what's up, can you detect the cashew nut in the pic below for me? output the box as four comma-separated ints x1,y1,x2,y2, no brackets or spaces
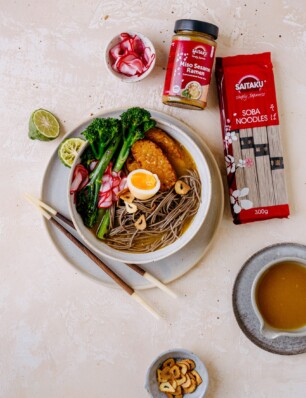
125,202,138,214
134,214,146,230
118,188,135,203
159,382,175,393
175,180,191,195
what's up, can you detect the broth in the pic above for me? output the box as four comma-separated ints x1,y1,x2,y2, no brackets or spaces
176,144,197,234
172,143,196,177
256,261,306,330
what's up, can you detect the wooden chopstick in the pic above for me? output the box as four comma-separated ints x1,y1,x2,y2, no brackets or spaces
126,263,177,298
25,193,177,298
24,193,75,229
25,195,160,319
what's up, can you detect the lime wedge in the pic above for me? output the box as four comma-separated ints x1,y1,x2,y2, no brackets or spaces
28,109,60,141
58,137,86,167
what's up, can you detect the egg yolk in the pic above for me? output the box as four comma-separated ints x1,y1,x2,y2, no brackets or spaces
131,172,157,190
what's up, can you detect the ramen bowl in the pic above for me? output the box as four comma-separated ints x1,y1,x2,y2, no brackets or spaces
67,118,212,264
251,257,306,339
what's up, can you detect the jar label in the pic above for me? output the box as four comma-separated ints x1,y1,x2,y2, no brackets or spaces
163,39,215,103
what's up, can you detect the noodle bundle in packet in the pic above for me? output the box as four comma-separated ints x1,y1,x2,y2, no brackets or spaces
215,52,289,224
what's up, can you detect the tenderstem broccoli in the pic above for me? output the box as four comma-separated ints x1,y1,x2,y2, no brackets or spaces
82,118,121,160
76,119,122,228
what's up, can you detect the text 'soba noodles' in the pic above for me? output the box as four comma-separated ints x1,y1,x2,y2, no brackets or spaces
106,170,201,253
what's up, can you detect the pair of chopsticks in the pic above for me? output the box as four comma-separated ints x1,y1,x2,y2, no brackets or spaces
24,193,177,319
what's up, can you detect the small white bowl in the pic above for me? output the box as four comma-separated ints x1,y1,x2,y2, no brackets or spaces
145,348,209,398
105,31,156,82
251,257,306,339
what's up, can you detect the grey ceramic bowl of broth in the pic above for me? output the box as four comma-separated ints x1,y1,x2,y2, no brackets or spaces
251,257,306,339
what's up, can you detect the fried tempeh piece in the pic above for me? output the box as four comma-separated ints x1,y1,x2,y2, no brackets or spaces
146,128,184,171
126,154,141,172
131,139,177,191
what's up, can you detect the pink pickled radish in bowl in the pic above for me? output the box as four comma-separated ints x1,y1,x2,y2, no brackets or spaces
105,32,156,82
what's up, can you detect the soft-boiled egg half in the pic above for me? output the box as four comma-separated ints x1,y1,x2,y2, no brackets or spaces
127,169,160,200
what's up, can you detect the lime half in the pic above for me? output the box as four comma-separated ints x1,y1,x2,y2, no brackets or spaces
29,109,60,141
58,137,86,167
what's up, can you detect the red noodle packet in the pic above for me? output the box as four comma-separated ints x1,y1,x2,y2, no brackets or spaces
215,52,290,224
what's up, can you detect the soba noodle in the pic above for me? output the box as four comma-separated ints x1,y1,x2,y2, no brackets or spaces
105,170,201,253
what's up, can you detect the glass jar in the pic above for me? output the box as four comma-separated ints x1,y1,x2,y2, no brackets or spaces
162,19,219,110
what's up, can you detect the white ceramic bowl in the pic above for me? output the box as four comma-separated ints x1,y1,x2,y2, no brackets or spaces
145,348,209,398
251,257,306,339
105,31,156,82
67,117,212,264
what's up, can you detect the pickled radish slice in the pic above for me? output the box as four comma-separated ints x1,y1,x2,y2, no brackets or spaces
97,164,127,208
109,33,155,77
70,164,89,194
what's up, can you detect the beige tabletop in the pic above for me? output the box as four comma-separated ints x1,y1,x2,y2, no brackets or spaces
1,0,306,397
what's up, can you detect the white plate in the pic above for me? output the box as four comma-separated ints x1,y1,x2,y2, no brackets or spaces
41,109,224,290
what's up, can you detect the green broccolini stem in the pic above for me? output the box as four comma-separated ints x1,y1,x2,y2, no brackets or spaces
93,135,121,199
96,210,110,239
92,144,114,180
77,135,121,228
91,145,99,160
113,139,131,173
